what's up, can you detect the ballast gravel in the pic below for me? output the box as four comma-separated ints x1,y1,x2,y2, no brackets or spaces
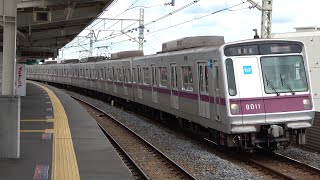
64,90,320,179
64,91,259,179
276,147,320,169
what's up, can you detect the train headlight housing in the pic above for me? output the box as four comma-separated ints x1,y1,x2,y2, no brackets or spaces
303,99,312,109
230,103,240,115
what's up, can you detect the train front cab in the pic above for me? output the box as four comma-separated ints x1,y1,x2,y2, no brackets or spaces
222,39,315,150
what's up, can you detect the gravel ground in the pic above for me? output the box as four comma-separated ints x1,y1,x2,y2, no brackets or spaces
64,89,320,179
276,147,320,169
64,90,259,180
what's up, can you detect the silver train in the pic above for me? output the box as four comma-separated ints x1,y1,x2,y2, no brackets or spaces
27,36,315,150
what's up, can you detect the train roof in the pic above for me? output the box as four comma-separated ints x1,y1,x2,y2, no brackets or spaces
160,36,225,53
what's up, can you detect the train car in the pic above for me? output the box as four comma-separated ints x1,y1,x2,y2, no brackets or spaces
27,36,315,150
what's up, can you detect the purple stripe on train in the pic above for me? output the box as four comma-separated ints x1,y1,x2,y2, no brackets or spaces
230,94,310,114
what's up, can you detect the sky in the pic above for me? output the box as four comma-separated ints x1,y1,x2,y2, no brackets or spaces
59,0,320,60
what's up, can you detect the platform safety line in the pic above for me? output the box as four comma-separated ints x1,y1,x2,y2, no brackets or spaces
20,130,46,133
29,81,80,180
20,119,54,122
20,129,53,133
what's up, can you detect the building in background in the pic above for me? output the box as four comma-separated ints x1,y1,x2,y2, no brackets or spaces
273,27,320,111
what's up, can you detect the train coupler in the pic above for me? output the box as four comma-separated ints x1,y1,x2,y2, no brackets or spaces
268,125,284,138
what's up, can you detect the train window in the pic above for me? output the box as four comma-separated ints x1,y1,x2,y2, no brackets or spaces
151,65,157,86
100,69,104,80
182,66,193,91
117,68,122,82
171,65,177,89
159,67,168,87
260,55,308,94
225,58,237,96
107,68,110,80
137,66,142,84
127,68,131,83
103,68,107,80
123,68,127,83
143,67,150,85
112,68,116,81
133,68,136,83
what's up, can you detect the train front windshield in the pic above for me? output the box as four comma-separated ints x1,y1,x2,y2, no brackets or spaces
261,55,308,94
224,41,309,96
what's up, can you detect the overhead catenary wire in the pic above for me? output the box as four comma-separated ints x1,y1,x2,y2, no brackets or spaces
63,1,249,54
144,0,201,27
146,1,248,35
65,0,203,49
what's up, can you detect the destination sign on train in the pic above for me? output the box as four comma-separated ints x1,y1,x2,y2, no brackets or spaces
224,42,302,56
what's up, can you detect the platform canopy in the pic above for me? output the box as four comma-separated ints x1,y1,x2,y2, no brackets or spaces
5,0,114,59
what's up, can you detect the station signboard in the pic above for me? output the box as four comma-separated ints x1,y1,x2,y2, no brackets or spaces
16,64,26,96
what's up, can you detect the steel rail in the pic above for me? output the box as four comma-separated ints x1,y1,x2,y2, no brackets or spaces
72,95,196,180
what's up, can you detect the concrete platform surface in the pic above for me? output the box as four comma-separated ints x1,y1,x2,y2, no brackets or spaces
0,82,132,180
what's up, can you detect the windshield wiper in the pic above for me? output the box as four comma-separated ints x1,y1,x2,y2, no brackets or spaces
265,74,280,96
280,74,295,95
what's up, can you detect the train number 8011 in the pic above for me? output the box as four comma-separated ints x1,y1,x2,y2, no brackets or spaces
245,104,261,110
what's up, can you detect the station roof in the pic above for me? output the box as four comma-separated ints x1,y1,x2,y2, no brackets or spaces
14,0,114,59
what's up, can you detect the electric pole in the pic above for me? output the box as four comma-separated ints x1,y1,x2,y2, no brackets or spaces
248,0,273,38
138,8,144,51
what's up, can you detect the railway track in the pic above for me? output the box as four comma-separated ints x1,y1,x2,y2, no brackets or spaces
246,152,320,180
204,139,320,179
73,96,196,180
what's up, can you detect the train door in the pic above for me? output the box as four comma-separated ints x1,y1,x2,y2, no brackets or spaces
151,64,158,103
213,62,220,120
198,62,210,118
123,67,128,96
170,63,179,109
137,65,143,99
233,57,266,122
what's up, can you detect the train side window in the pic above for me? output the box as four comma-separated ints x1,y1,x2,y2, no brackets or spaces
151,64,157,86
112,68,116,81
108,68,111,80
117,68,122,82
137,66,142,84
123,68,127,83
132,68,136,83
181,66,193,91
127,68,131,83
143,67,150,85
225,58,237,96
159,67,168,87
100,69,103,80
104,68,107,80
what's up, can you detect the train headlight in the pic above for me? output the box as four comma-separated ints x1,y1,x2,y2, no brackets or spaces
303,99,312,109
230,103,240,115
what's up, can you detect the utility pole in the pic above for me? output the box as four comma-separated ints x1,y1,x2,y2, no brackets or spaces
248,0,273,38
138,8,144,51
89,30,96,56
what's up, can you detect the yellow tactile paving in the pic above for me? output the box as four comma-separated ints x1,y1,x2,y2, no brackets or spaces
29,81,80,180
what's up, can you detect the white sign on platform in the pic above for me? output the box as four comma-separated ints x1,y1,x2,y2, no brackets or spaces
16,64,26,96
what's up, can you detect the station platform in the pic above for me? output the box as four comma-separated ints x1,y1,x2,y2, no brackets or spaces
0,82,132,180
